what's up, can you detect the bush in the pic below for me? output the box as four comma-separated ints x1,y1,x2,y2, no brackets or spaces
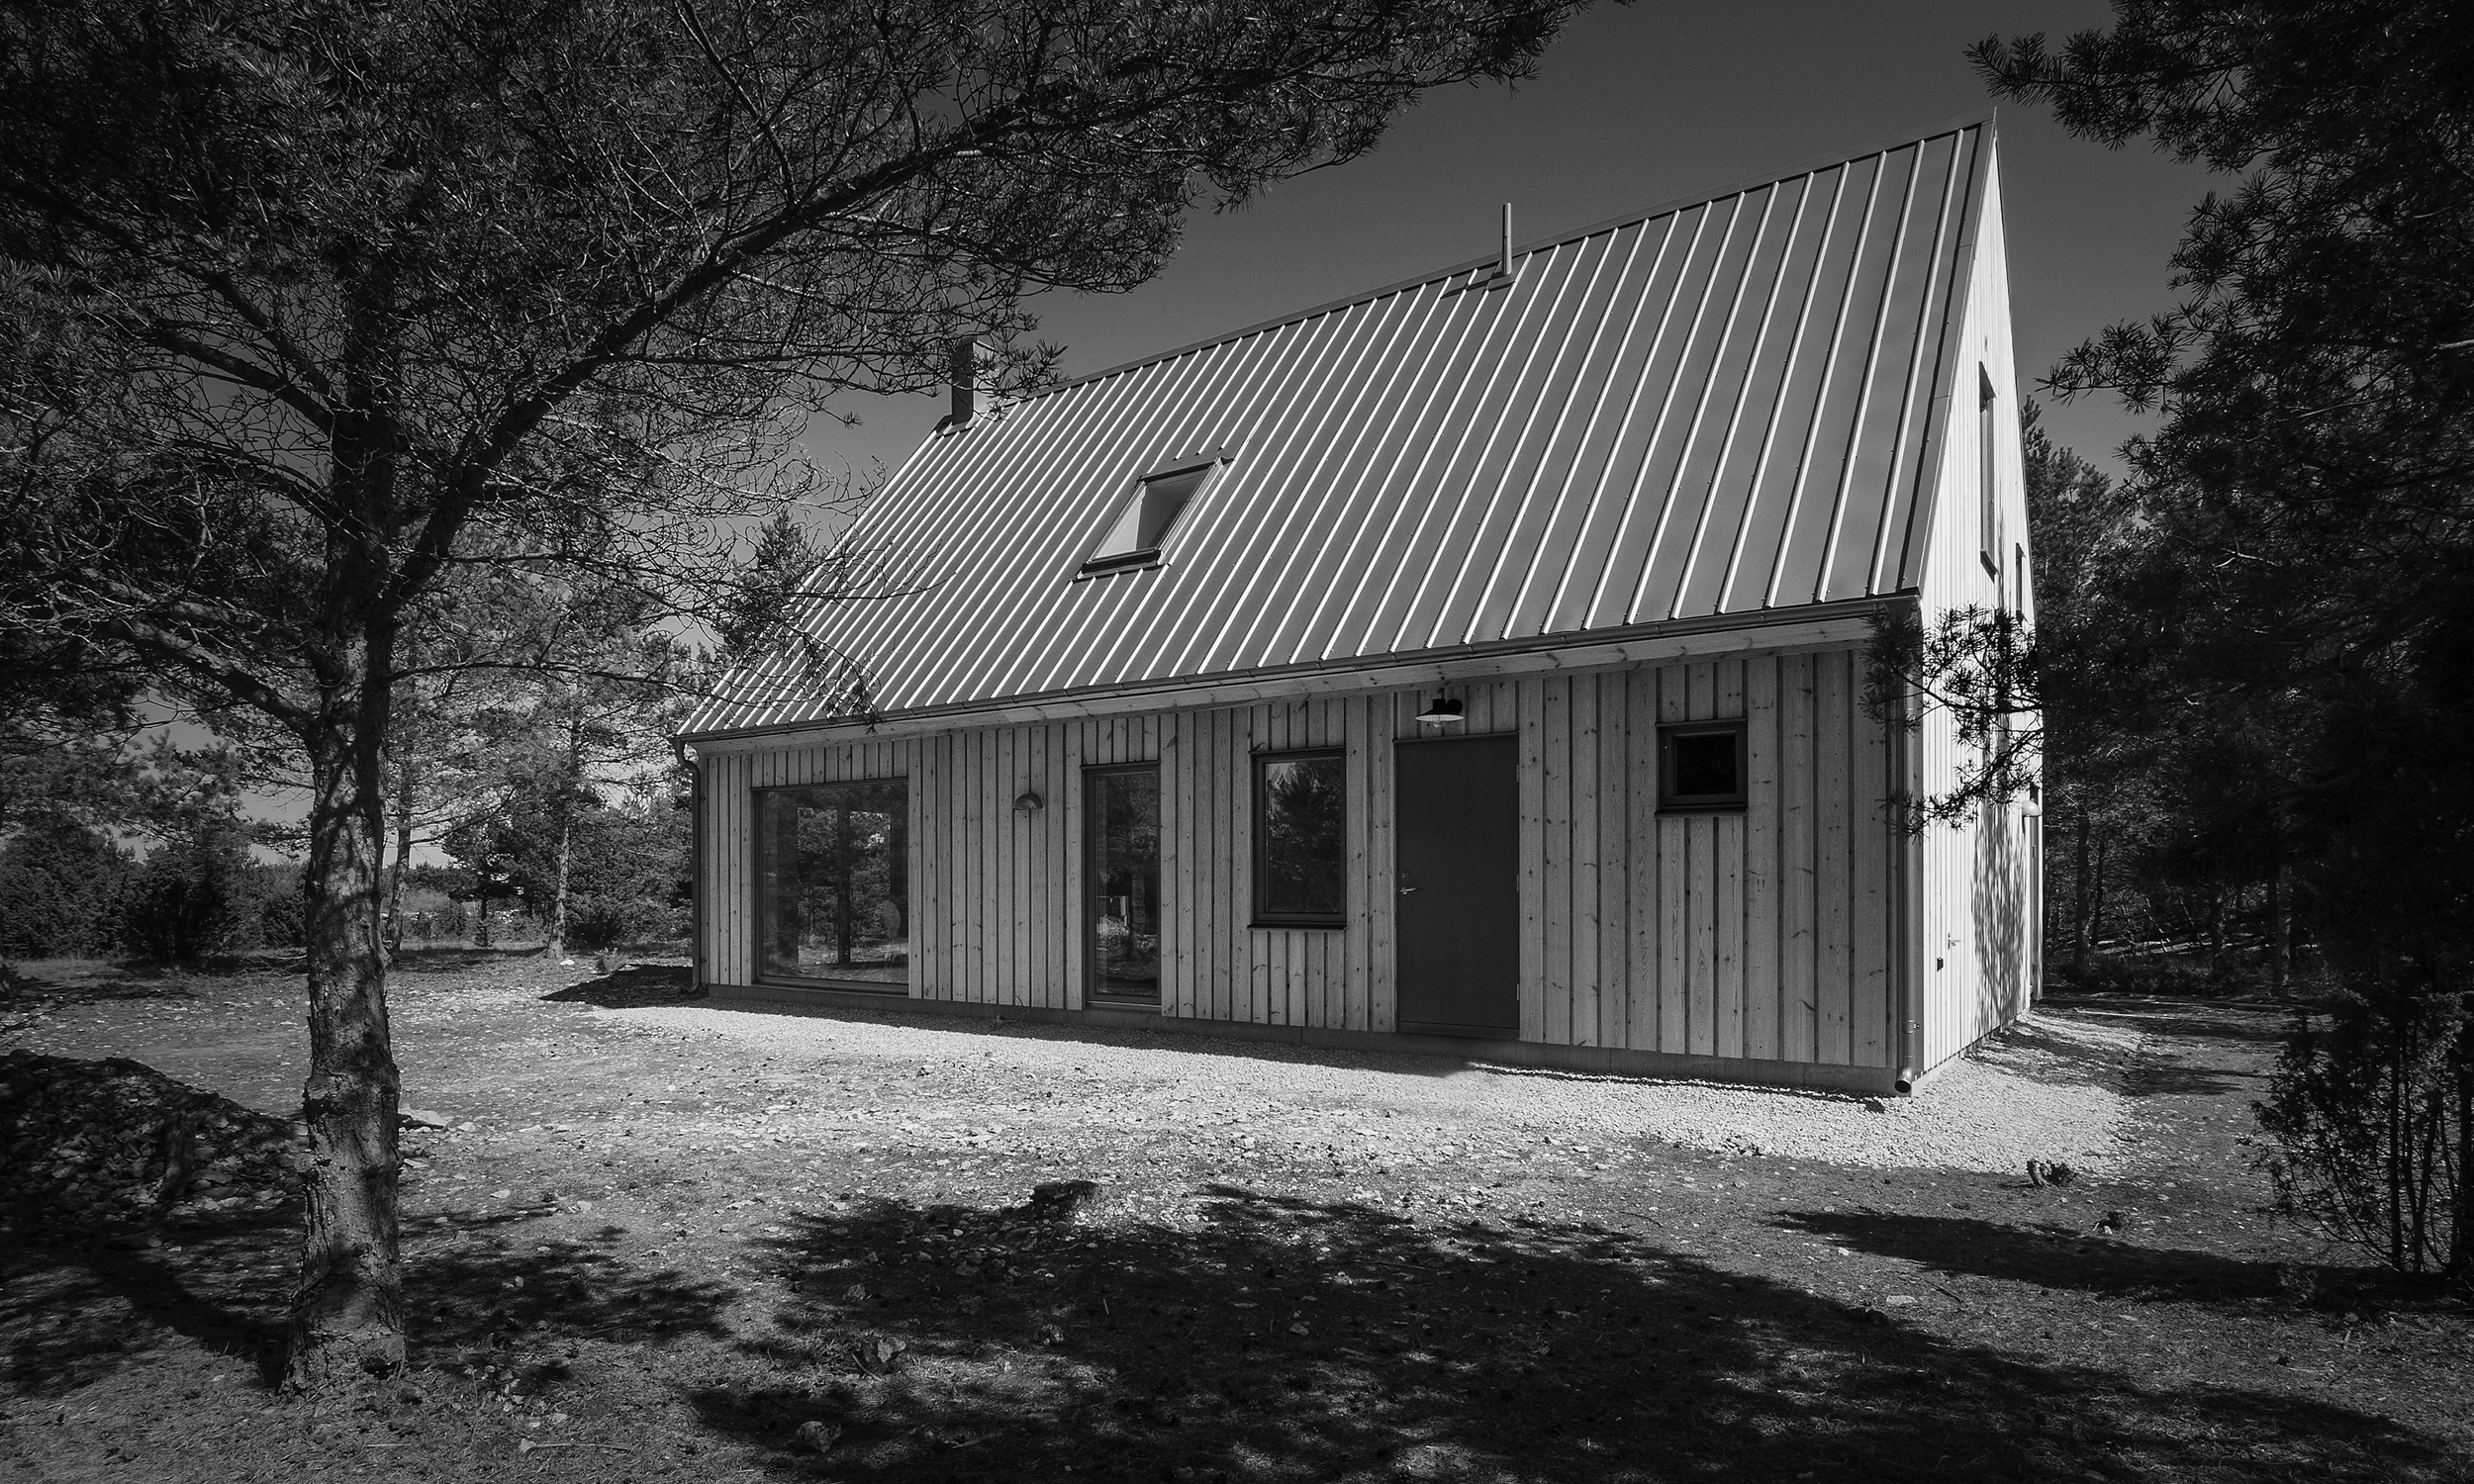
563,893,688,952
248,863,306,948
119,827,256,961
0,816,133,957
2258,974,2471,1286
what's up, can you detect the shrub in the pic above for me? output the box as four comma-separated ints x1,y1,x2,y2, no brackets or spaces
2258,973,2471,1287
563,893,687,952
119,827,256,961
0,816,133,957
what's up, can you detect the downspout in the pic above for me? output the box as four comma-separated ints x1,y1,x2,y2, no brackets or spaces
1893,615,1925,1094
676,738,705,994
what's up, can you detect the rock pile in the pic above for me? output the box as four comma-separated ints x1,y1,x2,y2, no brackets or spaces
0,1049,302,1232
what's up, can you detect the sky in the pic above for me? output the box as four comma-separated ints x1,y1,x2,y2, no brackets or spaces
235,0,2221,856
801,0,2217,486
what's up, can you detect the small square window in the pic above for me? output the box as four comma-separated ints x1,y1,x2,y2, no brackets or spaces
1083,461,1216,573
1659,721,1746,811
1254,750,1346,925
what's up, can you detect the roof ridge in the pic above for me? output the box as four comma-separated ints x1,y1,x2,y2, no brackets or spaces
987,110,1999,408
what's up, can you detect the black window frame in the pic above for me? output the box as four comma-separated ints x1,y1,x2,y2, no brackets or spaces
1251,748,1348,928
1079,458,1221,575
752,778,912,994
1657,720,1748,813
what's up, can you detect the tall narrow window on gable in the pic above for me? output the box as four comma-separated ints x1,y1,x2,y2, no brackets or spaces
1979,367,2000,580
1083,461,1216,573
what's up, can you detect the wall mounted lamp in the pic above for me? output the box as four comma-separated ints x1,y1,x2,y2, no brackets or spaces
1413,696,1465,727
1014,790,1046,812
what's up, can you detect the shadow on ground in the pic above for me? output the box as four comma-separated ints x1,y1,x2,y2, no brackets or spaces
2046,991,2300,1049
542,964,698,1008
2,956,304,1007
0,1203,297,1393
0,1200,738,1398
1772,1210,2411,1314
681,1187,2443,1483
2,1180,2454,1481
391,947,549,974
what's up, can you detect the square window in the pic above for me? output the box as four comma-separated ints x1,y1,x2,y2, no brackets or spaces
1254,750,1346,924
1083,461,1217,573
1659,721,1746,811
756,781,909,989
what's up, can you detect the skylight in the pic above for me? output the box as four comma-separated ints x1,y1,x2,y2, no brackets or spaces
1082,462,1215,572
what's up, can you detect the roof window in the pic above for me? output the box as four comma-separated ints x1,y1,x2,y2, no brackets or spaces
1082,461,1216,573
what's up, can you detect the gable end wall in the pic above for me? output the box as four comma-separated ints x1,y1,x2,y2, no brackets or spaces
1911,147,2042,1074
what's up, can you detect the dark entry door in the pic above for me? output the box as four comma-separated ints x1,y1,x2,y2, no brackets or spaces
1394,735,1519,1037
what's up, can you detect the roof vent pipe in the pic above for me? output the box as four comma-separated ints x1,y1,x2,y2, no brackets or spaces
1499,203,1514,281
949,336,984,428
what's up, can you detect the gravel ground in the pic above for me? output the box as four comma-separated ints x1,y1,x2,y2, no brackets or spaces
608,997,2146,1178
7,954,2470,1484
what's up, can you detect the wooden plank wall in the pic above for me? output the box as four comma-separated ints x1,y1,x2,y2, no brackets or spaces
701,649,1904,1069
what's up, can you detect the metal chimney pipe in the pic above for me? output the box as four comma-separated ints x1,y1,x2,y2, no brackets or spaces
949,337,984,427
1499,203,1513,280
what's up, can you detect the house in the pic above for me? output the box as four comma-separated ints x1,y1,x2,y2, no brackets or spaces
676,116,2041,1095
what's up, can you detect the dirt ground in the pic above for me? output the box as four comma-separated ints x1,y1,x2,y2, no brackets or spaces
2,950,2468,1483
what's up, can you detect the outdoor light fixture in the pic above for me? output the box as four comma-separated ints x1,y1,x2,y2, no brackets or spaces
1014,790,1046,812
1413,695,1465,727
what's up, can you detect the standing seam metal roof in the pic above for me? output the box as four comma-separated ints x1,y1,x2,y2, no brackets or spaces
686,120,1992,736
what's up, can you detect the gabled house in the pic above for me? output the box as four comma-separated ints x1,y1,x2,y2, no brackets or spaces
677,116,2041,1095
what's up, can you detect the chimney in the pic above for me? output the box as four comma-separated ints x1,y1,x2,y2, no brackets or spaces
1498,202,1514,281
949,336,984,428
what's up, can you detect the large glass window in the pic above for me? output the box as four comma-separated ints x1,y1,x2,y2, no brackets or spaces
757,781,909,988
1255,751,1346,925
1087,766,1162,1002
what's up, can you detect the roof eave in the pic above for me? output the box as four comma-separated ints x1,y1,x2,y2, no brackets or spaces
676,592,1917,748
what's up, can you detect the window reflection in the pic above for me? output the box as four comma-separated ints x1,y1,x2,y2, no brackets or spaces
757,782,908,987
1088,767,1161,1002
1257,752,1346,923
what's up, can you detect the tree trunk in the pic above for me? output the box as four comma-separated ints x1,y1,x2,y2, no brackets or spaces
2088,835,2109,962
2451,1015,2471,1281
2269,857,2293,996
287,719,405,1387
546,697,585,958
384,758,417,961
548,813,574,958
2071,807,2092,976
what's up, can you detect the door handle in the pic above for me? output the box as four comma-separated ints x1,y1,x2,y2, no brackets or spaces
1398,885,1417,893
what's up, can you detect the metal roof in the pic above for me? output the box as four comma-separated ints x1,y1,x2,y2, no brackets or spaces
687,120,1993,737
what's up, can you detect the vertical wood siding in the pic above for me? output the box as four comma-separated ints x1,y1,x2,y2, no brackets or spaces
1911,151,2040,1072
703,647,1905,1069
